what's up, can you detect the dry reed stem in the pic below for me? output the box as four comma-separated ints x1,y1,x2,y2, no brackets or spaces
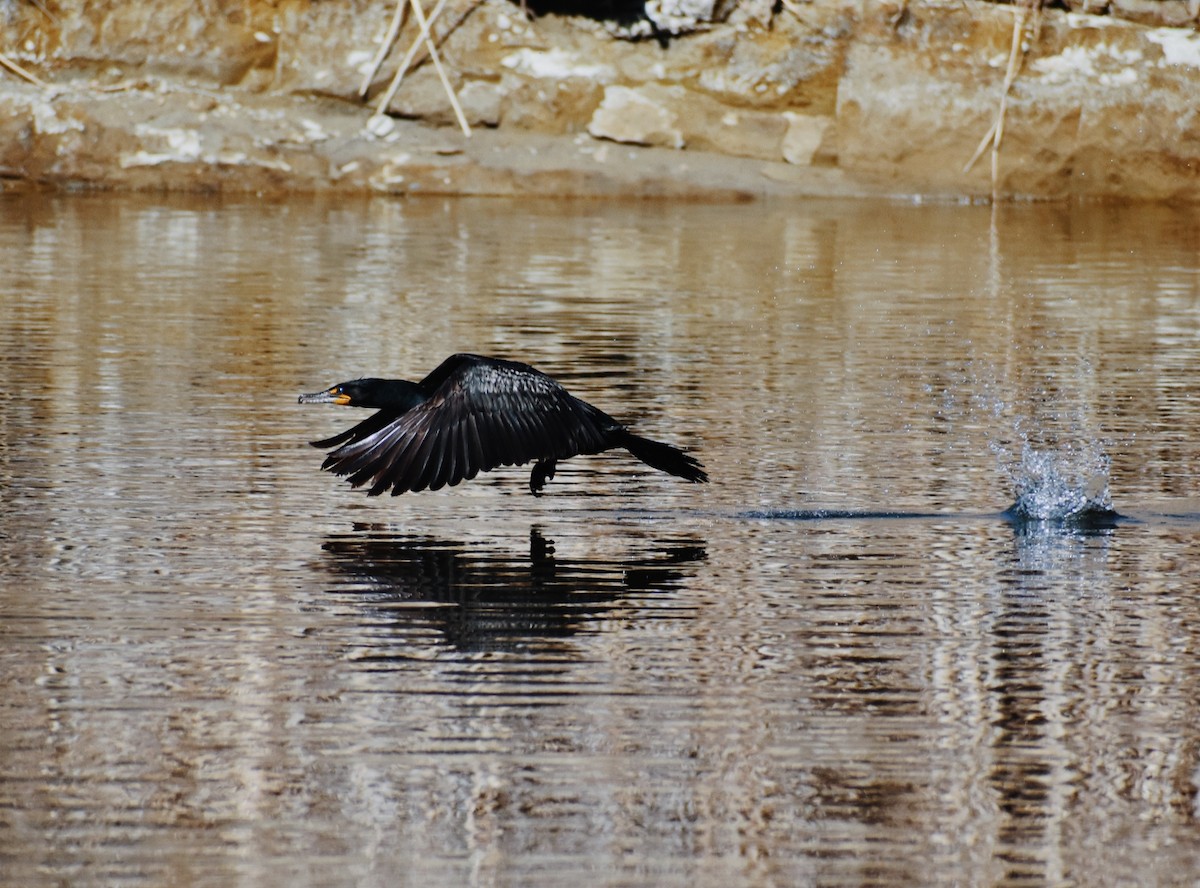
372,0,452,115
413,0,471,138
359,0,409,98
964,0,1041,202
0,52,51,89
370,0,471,138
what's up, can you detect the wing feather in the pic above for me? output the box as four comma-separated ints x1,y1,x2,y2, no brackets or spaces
436,418,460,490
509,401,541,458
337,420,421,492
344,425,410,484
411,424,444,493
311,355,622,495
463,412,485,480
310,409,402,450
492,409,523,466
392,423,437,494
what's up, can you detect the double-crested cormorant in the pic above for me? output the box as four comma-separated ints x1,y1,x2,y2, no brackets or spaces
299,353,708,497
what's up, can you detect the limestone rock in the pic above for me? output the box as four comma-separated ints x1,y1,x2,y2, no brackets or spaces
458,80,503,127
782,112,835,166
645,0,720,34
838,1,1200,199
588,85,684,148
501,77,604,133
1107,0,1199,27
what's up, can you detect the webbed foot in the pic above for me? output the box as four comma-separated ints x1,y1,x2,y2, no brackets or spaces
530,460,557,496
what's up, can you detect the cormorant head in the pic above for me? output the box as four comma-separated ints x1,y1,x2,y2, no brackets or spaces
298,378,421,410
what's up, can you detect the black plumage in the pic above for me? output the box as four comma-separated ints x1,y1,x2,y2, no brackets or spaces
299,353,708,496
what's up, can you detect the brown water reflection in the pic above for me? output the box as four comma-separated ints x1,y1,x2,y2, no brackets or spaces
2,194,1200,886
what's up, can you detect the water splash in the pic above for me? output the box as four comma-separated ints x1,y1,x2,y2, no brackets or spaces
920,357,1120,525
1000,441,1117,526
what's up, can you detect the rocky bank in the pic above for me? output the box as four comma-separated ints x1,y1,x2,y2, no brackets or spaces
2,0,1198,200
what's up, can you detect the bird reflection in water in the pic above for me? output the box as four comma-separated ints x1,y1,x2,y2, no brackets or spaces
319,525,706,654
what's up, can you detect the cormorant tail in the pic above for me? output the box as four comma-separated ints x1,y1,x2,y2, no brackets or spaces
619,432,708,483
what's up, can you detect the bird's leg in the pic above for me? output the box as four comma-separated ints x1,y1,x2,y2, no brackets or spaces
529,459,556,496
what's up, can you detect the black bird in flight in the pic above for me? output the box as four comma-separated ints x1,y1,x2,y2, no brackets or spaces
299,353,708,497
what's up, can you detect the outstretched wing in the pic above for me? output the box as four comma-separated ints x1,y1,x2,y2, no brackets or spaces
318,355,616,495
309,408,403,450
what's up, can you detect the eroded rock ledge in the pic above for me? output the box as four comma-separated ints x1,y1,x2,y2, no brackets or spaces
2,0,1198,200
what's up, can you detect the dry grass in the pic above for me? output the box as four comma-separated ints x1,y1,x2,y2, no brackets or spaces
0,52,51,89
362,0,488,139
963,0,1045,202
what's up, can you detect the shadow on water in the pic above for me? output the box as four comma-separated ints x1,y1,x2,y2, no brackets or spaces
742,508,973,522
741,505,1126,534
319,524,707,653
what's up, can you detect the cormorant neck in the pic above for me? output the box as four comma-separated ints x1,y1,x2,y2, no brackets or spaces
358,378,425,411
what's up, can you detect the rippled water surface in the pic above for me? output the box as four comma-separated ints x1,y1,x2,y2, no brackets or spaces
3,194,1200,886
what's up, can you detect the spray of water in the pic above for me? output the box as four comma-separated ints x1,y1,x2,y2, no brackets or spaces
923,358,1118,523
999,441,1114,522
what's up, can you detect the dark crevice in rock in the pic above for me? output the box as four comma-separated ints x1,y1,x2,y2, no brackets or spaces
517,0,651,26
